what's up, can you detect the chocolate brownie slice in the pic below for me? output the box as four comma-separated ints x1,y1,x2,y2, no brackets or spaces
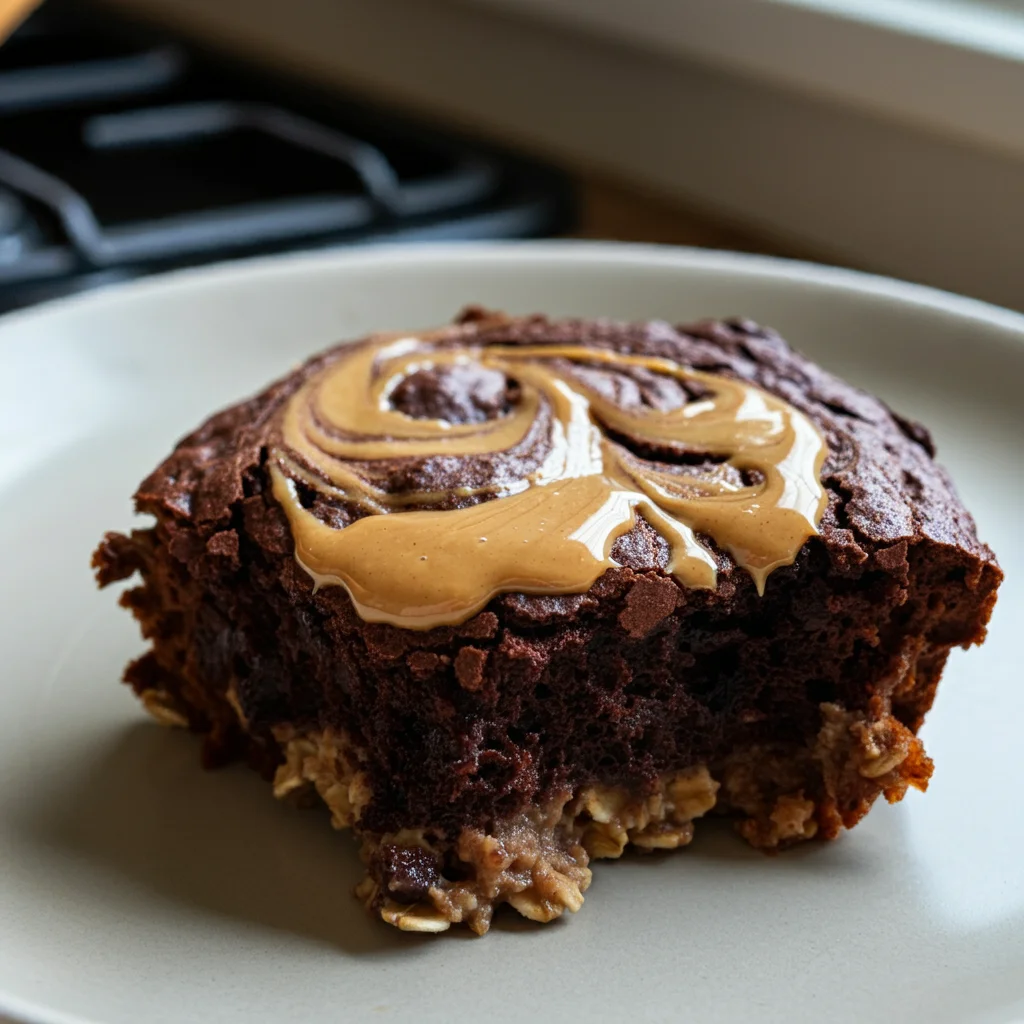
93,310,1001,934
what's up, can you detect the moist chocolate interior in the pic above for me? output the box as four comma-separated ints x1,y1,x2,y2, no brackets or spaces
94,311,1001,854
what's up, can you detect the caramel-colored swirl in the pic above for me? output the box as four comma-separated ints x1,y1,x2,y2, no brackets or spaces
269,330,827,629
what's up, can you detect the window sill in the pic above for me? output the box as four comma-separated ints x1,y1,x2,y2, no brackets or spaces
467,0,1024,161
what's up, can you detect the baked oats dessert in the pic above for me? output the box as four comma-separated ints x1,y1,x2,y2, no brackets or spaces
93,309,1001,934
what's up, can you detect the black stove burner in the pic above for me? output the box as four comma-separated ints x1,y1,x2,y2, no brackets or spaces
0,2,574,313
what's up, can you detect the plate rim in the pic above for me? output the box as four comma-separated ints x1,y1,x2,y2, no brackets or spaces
2,240,1024,343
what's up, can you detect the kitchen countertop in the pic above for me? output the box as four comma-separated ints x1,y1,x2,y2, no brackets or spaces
576,177,811,257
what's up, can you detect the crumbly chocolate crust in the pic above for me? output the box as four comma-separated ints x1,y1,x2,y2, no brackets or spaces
93,310,1002,933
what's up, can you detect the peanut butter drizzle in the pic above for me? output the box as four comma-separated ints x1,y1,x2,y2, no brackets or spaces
269,333,828,629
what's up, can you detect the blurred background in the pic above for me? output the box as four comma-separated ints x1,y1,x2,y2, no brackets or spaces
2,0,1022,313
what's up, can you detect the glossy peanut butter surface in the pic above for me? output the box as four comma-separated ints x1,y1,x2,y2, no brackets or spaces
270,331,828,628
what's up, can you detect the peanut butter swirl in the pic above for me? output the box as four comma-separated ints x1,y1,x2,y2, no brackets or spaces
269,328,828,629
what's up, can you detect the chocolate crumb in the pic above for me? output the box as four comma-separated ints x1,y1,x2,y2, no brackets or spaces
454,647,488,692
618,575,679,637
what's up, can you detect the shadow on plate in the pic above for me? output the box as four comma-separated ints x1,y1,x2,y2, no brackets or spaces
18,721,435,956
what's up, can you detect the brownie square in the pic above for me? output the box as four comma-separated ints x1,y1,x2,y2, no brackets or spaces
94,312,1001,934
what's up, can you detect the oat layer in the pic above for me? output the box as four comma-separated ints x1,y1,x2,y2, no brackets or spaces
261,700,930,934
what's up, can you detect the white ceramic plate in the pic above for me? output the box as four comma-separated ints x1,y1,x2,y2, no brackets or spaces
0,243,1021,1024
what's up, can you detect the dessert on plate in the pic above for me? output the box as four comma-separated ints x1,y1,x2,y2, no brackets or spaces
94,308,1001,934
